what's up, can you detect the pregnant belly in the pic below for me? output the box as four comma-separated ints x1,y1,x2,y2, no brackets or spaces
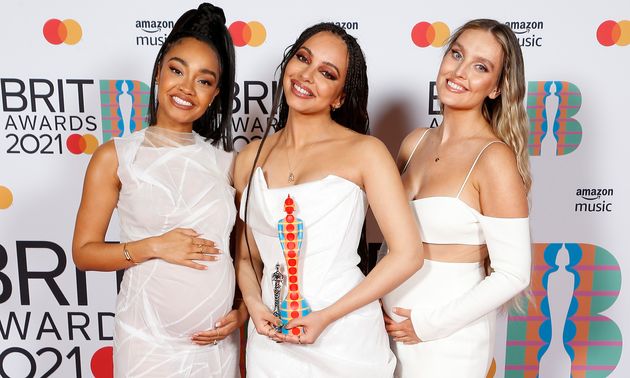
119,259,235,337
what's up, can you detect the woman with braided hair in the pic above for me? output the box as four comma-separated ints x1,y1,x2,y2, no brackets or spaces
234,23,423,377
72,3,245,376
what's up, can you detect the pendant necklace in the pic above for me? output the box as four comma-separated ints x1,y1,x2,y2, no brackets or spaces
284,131,303,183
433,128,442,162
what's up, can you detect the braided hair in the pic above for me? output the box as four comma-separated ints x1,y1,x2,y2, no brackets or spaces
147,2,236,151
274,23,369,134
243,23,372,280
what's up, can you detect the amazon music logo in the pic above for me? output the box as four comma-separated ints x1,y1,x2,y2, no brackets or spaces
332,21,359,30
504,20,544,47
135,19,175,46
574,188,614,213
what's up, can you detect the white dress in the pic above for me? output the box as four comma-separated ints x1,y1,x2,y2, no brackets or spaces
241,167,395,378
382,130,531,378
113,127,239,378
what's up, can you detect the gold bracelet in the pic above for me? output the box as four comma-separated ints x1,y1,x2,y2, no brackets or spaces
122,243,138,265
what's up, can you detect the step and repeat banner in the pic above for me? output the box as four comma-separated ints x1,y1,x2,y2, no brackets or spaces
1,1,628,377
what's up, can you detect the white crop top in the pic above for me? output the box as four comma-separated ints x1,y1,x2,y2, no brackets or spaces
403,129,502,245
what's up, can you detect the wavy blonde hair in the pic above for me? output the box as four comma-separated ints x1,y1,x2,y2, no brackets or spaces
446,19,532,193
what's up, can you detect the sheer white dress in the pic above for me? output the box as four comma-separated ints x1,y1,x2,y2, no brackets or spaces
113,127,239,377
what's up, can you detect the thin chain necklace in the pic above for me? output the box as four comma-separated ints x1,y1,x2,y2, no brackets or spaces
433,129,442,162
283,130,304,183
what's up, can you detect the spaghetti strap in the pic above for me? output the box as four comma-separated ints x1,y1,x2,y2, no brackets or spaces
402,128,431,173
456,141,503,198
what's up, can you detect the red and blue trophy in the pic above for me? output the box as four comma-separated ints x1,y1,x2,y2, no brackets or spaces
277,195,311,335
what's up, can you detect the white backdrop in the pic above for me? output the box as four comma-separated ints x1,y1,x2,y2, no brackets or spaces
1,1,628,377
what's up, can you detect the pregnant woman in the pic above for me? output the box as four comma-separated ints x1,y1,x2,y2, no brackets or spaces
72,4,245,377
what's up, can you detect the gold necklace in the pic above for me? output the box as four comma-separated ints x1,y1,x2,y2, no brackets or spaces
284,131,303,183
434,141,441,162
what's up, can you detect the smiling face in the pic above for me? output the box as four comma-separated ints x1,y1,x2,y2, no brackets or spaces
282,31,348,117
155,37,221,130
436,28,504,113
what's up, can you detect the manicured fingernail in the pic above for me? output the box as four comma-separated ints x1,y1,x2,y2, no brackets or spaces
215,322,221,328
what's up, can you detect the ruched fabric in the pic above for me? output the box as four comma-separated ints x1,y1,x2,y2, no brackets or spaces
113,127,239,377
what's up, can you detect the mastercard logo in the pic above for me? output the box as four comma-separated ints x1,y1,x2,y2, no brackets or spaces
228,21,266,47
91,346,113,378
0,186,13,210
597,20,630,46
43,18,82,45
411,21,450,48
67,134,99,155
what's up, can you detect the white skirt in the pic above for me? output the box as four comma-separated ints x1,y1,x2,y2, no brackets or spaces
382,259,495,378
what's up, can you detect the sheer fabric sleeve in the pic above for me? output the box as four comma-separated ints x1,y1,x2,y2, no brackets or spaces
410,215,531,341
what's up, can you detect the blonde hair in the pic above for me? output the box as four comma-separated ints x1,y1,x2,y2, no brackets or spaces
446,19,532,193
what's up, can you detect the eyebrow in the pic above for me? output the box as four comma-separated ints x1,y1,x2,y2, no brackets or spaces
452,41,496,70
300,46,341,76
168,56,218,79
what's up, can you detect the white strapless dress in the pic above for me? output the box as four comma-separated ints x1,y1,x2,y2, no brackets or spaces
113,128,239,377
241,167,395,378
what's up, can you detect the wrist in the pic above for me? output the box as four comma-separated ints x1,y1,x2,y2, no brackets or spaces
124,240,152,263
138,237,158,260
122,243,139,265
317,306,338,325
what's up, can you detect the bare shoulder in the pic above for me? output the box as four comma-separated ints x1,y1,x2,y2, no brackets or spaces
400,127,431,155
81,139,120,191
475,141,528,217
235,138,262,167
89,139,118,171
476,141,519,178
349,133,393,161
344,134,400,187
397,127,431,168
233,138,263,191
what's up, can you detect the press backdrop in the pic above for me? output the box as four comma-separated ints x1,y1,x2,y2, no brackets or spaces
1,1,628,377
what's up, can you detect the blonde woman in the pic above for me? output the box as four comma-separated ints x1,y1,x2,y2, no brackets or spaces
382,19,532,377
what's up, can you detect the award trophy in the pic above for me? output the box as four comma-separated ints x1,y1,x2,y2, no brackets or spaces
271,263,284,332
277,195,311,335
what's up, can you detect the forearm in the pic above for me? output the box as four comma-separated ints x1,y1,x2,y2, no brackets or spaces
411,216,531,341
236,251,264,308
73,238,154,272
322,245,423,323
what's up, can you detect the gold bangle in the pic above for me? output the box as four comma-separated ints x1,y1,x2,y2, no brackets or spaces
123,243,138,265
